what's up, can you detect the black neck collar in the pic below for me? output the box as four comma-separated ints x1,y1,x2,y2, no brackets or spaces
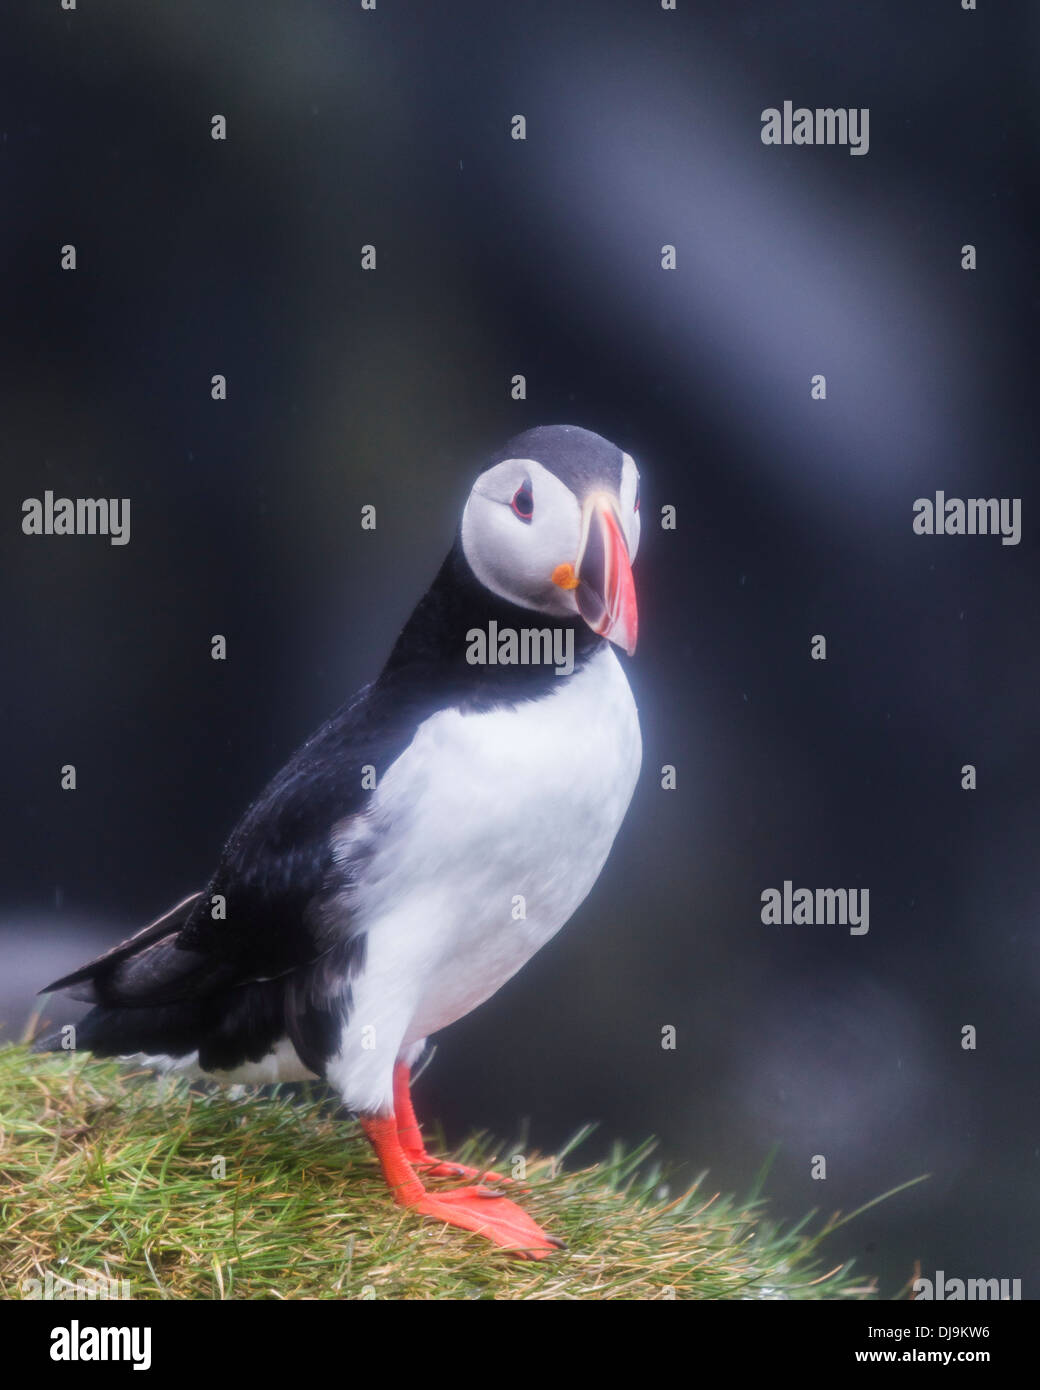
378,537,603,709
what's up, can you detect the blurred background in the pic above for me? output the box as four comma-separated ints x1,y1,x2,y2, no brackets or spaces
2,0,1038,1297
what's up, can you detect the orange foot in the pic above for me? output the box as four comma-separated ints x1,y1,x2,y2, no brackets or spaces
408,1185,564,1259
363,1084,559,1260
393,1061,511,1186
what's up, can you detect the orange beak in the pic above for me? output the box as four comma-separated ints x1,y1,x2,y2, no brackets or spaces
554,493,638,655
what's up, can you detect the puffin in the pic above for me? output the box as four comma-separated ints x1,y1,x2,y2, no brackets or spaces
34,424,642,1258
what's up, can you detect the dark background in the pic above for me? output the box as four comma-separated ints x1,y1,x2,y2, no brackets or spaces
2,0,1038,1298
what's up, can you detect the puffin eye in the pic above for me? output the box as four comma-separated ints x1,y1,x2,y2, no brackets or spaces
510,479,534,522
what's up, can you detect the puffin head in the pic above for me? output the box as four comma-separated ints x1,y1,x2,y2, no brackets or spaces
460,425,640,655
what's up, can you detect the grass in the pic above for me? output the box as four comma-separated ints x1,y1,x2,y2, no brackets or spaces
0,1043,908,1300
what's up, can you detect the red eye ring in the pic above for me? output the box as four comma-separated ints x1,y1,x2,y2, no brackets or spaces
511,479,534,521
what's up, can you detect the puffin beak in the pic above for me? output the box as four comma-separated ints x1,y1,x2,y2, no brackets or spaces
554,492,638,655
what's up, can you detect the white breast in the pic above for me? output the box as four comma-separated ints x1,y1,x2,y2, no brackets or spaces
326,644,641,1112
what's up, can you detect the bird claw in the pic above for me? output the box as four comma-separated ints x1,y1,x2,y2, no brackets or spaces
412,1155,511,1185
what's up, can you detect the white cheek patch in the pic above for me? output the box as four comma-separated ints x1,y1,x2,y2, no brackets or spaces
462,460,582,614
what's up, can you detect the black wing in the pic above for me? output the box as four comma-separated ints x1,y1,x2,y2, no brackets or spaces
35,676,436,1071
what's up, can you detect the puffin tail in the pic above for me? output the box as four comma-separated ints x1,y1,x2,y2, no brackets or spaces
31,891,207,1058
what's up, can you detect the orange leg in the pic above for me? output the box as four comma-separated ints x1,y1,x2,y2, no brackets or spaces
359,1071,562,1260
392,1061,509,1184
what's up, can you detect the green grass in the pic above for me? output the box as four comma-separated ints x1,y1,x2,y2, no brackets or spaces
0,1044,908,1300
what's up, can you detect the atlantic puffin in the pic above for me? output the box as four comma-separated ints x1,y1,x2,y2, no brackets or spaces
35,424,642,1258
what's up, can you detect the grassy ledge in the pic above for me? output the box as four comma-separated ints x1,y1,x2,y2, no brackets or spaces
0,1044,886,1300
